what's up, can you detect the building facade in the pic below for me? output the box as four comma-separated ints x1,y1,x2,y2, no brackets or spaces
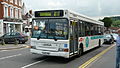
0,0,23,36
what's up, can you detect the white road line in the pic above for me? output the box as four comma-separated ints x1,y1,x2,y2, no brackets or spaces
0,47,28,52
0,50,8,52
0,54,22,60
21,59,47,68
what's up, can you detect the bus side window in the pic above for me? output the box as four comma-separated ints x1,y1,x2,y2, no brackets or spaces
70,21,73,35
85,22,91,36
79,21,85,37
91,24,94,36
82,22,85,36
78,21,82,37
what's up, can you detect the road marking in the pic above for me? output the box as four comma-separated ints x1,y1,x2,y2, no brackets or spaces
21,59,47,68
0,48,26,52
79,45,114,68
0,46,29,52
0,54,22,60
0,50,8,52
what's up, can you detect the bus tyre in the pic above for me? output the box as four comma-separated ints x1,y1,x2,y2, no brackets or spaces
99,40,101,47
112,41,114,44
111,39,114,44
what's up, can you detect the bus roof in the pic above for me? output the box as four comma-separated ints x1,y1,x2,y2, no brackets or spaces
33,9,104,26
65,9,104,26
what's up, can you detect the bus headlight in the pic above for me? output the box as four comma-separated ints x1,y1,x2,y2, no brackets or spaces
30,46,36,49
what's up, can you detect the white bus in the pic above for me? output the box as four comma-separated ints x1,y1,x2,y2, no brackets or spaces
30,9,104,58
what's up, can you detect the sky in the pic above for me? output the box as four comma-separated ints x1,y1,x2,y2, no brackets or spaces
23,0,120,17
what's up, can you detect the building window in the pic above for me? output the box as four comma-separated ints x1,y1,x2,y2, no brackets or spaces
19,9,22,19
10,0,13,3
4,6,8,17
19,0,22,6
13,0,15,4
4,0,8,2
15,9,18,18
17,0,19,5
15,0,17,5
10,8,13,18
18,9,19,19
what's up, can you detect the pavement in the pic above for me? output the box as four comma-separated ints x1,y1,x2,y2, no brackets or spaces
87,45,116,68
0,43,29,50
0,37,30,50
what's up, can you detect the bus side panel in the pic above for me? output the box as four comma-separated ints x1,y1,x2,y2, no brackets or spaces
79,35,104,52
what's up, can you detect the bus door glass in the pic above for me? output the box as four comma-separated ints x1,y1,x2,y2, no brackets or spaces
69,21,78,54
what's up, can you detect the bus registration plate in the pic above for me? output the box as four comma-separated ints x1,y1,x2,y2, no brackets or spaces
42,52,50,55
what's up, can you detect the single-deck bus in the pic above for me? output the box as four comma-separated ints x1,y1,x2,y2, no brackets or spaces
30,9,104,58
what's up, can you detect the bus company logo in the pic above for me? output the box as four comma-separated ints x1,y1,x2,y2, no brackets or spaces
86,37,89,48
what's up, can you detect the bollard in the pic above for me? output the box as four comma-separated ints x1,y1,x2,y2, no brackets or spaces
14,38,18,45
1,39,5,45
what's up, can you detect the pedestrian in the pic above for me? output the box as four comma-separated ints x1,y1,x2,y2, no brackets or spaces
116,29,120,68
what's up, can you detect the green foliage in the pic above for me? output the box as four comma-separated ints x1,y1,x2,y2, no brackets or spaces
111,16,120,21
100,17,113,28
111,20,120,28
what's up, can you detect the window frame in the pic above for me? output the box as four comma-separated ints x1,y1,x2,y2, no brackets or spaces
4,6,8,18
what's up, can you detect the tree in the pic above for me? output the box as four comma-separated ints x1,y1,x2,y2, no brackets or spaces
111,20,120,28
100,17,113,28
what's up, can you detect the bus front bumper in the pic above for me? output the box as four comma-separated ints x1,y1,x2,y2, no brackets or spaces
30,49,70,58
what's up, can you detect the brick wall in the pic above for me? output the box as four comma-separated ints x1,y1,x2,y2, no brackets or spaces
0,0,22,19
0,1,4,19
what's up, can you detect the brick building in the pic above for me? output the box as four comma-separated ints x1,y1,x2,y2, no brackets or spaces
0,0,23,36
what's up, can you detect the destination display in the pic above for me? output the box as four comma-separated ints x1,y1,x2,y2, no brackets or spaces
35,10,64,17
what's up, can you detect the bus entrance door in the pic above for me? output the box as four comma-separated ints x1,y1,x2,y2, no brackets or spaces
70,21,78,55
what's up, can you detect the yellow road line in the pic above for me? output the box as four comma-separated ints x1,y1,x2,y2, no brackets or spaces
79,45,114,68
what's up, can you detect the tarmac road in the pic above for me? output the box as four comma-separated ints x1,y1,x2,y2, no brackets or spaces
0,44,111,68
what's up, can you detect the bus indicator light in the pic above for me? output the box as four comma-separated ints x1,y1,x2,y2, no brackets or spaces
64,49,69,52
64,44,68,47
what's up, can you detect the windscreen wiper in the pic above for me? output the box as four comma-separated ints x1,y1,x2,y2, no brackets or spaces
37,34,41,40
53,33,57,41
54,36,57,41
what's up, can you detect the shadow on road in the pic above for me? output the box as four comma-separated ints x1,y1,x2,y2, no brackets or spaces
36,46,102,64
29,44,112,64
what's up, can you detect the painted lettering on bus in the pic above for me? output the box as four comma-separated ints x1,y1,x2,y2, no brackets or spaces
91,35,104,40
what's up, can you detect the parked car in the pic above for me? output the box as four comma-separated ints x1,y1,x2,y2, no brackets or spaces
111,33,118,42
0,32,28,44
104,34,114,44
